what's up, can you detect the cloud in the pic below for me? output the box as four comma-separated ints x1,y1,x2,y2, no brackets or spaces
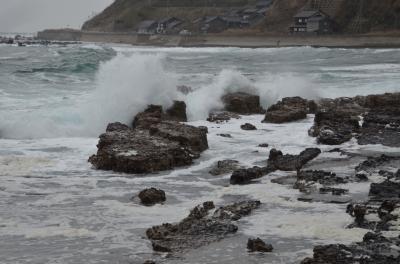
0,0,113,33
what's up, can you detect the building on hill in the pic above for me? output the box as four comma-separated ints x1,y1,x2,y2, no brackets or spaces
137,20,159,34
157,17,184,34
289,10,333,34
196,16,228,33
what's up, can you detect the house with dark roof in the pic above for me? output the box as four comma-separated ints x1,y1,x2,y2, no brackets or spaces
197,16,227,33
289,10,333,34
157,17,183,34
137,20,158,34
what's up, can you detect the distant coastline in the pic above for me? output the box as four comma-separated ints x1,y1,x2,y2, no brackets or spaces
36,29,400,49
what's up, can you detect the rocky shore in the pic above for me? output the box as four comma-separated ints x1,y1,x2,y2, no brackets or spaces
89,91,400,263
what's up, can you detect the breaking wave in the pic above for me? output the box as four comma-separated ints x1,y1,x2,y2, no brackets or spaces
0,52,318,139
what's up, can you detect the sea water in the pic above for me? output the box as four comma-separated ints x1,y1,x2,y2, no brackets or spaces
1,43,400,263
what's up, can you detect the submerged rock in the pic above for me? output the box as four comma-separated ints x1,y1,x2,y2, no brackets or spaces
240,123,257,130
309,110,360,145
89,104,208,174
209,160,241,176
222,92,265,115
138,188,166,206
247,238,273,252
263,97,314,123
146,200,260,253
230,166,275,185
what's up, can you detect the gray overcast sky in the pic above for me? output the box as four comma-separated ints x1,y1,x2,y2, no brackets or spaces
0,0,114,33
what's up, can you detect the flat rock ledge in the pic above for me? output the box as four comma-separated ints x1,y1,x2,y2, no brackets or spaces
89,102,208,174
146,200,261,253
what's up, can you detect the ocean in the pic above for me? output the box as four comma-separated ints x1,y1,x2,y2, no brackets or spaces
1,43,400,263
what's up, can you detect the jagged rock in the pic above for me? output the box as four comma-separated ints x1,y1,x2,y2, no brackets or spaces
106,122,130,132
370,180,400,199
301,233,400,264
133,102,187,129
165,101,187,122
146,200,260,253
89,105,208,174
207,111,241,123
198,126,208,134
222,92,265,114
258,143,269,148
240,123,257,130
268,148,321,171
357,107,400,147
263,97,314,123
230,166,275,185
309,110,360,145
143,261,156,264
247,238,273,252
317,97,366,116
296,170,349,185
355,155,400,173
138,188,166,206
319,187,348,196
209,160,241,176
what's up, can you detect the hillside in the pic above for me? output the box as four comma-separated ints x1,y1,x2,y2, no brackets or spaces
82,0,400,34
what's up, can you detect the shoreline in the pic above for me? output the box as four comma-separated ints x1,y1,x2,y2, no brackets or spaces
37,30,400,49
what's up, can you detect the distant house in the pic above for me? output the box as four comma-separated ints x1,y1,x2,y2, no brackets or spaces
290,10,333,34
157,17,183,34
200,16,227,33
137,20,158,34
222,16,249,28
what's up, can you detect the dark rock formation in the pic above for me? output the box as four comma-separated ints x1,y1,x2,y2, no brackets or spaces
258,143,269,148
309,110,360,145
247,238,273,252
89,104,208,174
177,85,193,95
301,233,400,264
268,148,321,171
240,123,257,130
370,180,400,199
222,92,265,115
138,188,166,206
357,107,400,147
146,200,260,253
165,101,188,122
230,166,275,185
263,97,315,123
207,111,241,123
209,160,241,176
355,155,400,173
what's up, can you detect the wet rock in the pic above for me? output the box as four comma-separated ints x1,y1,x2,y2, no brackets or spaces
319,187,348,196
263,97,313,123
165,101,187,122
317,97,366,116
209,160,241,176
258,143,269,148
230,166,276,185
146,200,260,253
296,170,349,186
369,180,400,199
247,238,273,252
309,110,360,145
347,204,367,225
198,126,208,134
138,188,166,206
357,107,400,147
143,261,156,264
222,92,265,115
217,133,232,138
301,233,400,264
149,121,208,153
89,106,208,174
268,148,321,171
207,111,241,123
106,122,130,132
355,155,400,173
240,123,257,130
355,173,369,182
132,102,188,129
